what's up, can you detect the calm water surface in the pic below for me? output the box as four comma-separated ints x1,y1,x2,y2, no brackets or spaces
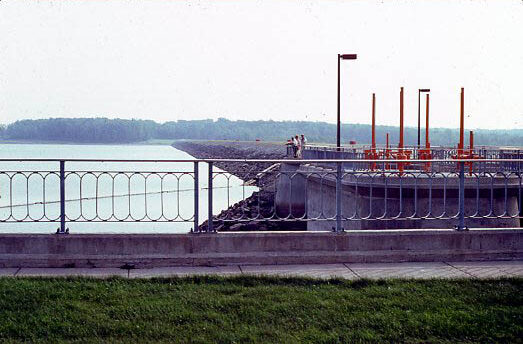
0,144,256,233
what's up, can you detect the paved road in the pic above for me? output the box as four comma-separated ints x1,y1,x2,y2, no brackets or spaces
1,261,522,279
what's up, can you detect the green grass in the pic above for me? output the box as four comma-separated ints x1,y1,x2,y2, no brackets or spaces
0,276,521,343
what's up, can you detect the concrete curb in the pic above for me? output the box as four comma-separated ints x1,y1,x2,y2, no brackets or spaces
0,229,521,268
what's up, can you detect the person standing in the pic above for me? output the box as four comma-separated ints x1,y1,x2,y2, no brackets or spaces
300,134,307,157
295,135,301,158
291,136,298,158
287,137,294,157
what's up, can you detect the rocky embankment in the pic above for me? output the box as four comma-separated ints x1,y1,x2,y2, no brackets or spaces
172,140,286,185
172,140,305,231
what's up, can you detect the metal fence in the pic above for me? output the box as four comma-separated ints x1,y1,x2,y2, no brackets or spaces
290,161,522,231
0,158,521,233
0,160,197,229
299,145,523,173
296,145,523,172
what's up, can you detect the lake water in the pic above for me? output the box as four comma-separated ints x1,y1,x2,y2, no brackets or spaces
0,144,257,233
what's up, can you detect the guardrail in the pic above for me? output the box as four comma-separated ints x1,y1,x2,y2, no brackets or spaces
296,145,523,173
0,158,521,233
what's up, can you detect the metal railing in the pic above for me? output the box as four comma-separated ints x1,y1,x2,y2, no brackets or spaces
0,158,521,233
296,145,523,173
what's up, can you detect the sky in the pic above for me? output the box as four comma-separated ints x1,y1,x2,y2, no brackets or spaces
0,0,522,130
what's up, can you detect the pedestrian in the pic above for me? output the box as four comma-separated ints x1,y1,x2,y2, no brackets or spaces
300,134,307,156
291,136,298,158
287,137,295,157
295,135,301,158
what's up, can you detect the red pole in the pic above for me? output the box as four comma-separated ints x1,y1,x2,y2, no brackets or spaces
469,130,474,153
399,87,404,149
424,94,431,172
372,93,376,150
386,132,390,170
425,93,430,149
469,130,474,175
459,87,464,152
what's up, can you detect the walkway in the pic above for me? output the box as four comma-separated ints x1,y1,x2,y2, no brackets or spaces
1,261,522,279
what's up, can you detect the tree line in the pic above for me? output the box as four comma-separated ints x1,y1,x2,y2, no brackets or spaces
0,117,521,147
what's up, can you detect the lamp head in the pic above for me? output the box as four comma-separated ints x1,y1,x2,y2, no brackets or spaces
340,54,357,60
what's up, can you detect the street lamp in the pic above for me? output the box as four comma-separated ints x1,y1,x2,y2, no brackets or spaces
337,53,357,150
417,88,430,147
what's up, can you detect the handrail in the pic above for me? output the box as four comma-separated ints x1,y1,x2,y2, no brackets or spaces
303,144,523,150
0,157,521,235
1,158,522,163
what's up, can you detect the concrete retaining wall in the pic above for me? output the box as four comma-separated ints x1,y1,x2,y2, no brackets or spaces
306,172,521,231
0,229,521,268
275,162,306,218
277,163,522,231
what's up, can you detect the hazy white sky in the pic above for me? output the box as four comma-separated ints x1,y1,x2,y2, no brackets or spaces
1,0,522,129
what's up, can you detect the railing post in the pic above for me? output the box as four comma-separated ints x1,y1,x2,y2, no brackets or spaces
335,161,342,232
57,160,67,234
519,150,522,174
193,161,199,233
208,162,214,233
456,161,467,231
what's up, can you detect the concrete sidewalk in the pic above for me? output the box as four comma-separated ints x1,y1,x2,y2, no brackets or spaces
1,260,522,279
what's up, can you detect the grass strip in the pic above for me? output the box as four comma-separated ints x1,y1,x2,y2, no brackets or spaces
0,276,521,343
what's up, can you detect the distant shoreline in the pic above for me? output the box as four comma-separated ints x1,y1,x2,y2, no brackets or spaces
0,139,176,146
0,139,288,146
3,118,522,147
2,139,522,151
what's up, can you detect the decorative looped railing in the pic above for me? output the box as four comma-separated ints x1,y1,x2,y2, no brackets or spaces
0,158,521,233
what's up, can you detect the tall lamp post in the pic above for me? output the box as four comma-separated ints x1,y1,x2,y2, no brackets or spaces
417,88,430,147
337,53,357,150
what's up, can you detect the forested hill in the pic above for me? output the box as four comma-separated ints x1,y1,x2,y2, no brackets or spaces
1,117,522,147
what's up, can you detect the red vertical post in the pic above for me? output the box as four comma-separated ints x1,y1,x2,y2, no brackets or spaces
425,93,430,149
424,93,431,172
459,87,464,153
399,87,404,150
372,93,376,150
469,130,474,175
398,87,404,174
469,130,474,155
386,132,390,170
370,93,377,171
